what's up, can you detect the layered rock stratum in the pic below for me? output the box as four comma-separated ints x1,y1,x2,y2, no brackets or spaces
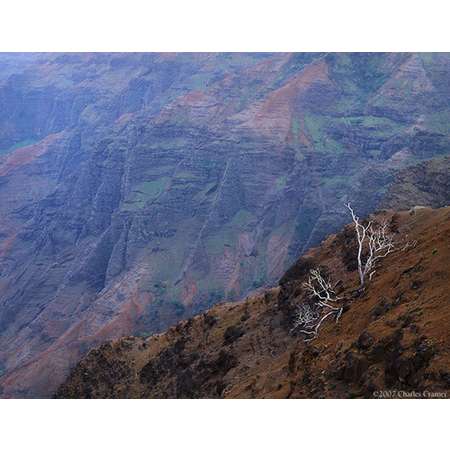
0,53,449,397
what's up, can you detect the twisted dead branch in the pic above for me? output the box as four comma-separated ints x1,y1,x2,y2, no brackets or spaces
292,268,343,341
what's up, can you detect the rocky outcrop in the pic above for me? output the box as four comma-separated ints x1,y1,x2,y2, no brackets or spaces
56,207,450,398
1,53,450,397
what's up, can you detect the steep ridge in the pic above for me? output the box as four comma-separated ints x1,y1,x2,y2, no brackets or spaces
1,53,450,397
56,207,450,399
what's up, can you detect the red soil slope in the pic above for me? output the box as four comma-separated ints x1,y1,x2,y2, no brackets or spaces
56,207,450,398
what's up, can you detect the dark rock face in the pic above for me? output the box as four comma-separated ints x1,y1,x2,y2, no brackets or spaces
382,156,450,209
1,53,450,397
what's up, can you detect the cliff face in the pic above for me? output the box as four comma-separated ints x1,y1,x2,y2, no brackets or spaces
56,207,450,399
382,156,450,209
1,53,450,397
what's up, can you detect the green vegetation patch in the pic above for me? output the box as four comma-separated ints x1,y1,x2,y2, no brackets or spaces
276,175,288,191
423,111,450,135
304,114,344,154
122,177,171,210
0,138,38,156
139,178,171,196
205,209,256,255
335,115,404,138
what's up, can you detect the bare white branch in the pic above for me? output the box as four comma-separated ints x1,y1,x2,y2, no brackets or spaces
400,235,417,252
345,203,396,288
292,268,343,341
303,268,342,306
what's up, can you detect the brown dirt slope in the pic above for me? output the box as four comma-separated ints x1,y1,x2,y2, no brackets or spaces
56,207,450,399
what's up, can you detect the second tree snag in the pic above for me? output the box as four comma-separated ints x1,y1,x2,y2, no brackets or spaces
345,203,395,289
292,268,343,341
